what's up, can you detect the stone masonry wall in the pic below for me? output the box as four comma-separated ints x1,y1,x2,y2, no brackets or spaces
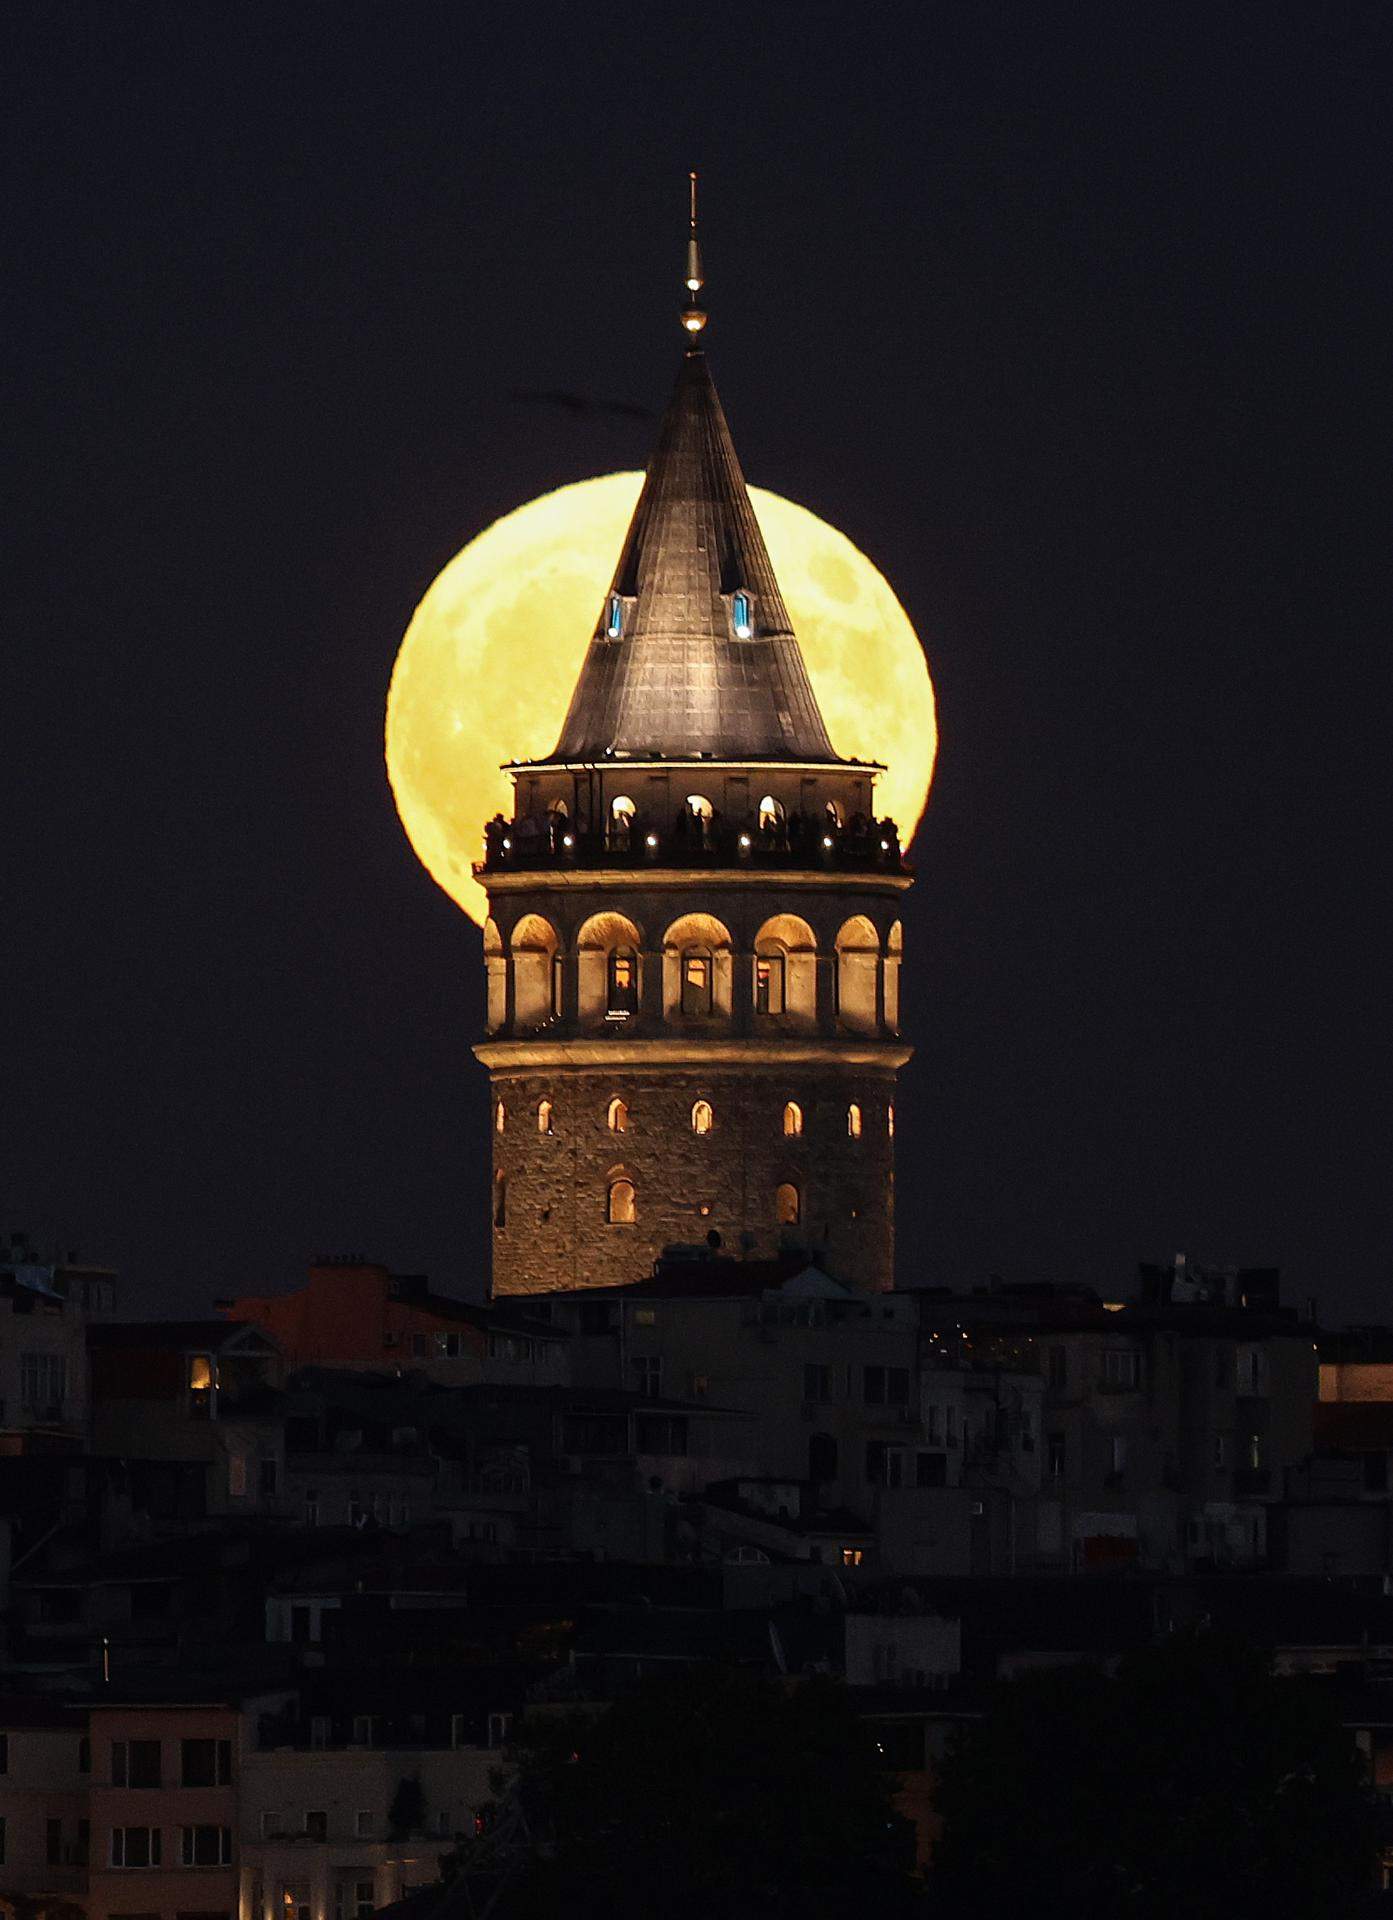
489,1065,896,1296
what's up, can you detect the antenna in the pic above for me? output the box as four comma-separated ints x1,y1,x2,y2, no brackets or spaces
681,169,707,336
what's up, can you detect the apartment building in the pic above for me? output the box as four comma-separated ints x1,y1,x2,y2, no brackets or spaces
0,1698,90,1910
1,1261,89,1451
538,1255,1043,1574
86,1700,244,1920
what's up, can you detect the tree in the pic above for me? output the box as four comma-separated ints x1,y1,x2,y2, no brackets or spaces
504,1664,922,1919
929,1627,1382,1920
388,1774,426,1839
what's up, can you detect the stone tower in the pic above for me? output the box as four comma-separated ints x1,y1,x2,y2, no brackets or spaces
475,226,912,1295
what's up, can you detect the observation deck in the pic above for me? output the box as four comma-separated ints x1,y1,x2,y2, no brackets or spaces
478,808,908,879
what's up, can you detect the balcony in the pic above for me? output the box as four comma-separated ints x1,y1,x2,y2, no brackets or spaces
479,813,907,879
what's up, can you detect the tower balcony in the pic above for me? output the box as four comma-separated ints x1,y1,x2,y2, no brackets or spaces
478,811,907,878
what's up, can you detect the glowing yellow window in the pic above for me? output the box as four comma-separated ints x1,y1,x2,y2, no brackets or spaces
607,1178,637,1225
607,1096,628,1133
887,1103,895,1140
847,1102,863,1139
782,1101,803,1138
691,1099,714,1135
495,1102,506,1134
776,1182,801,1226
537,1099,553,1134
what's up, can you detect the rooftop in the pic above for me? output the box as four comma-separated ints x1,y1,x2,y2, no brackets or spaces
543,349,838,766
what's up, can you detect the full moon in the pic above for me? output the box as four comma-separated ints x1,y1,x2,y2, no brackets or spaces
385,473,937,927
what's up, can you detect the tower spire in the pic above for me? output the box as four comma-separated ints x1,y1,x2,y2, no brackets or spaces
681,169,707,337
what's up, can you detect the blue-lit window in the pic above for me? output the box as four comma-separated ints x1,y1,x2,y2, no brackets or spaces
606,593,624,639
732,592,752,639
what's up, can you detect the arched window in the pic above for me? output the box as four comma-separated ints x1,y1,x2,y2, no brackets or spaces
537,1099,553,1135
577,913,644,1024
495,1101,506,1135
753,914,816,1025
493,1172,507,1229
885,920,903,1034
758,794,785,832
754,952,785,1015
681,949,713,1016
511,914,560,1032
775,1182,801,1226
662,913,734,1022
608,947,639,1016
483,917,506,1033
783,1101,803,1138
691,1099,714,1135
607,1177,637,1225
835,915,880,1036
608,795,636,850
732,591,753,638
887,1103,895,1140
607,1096,628,1134
847,1102,863,1139
682,794,714,850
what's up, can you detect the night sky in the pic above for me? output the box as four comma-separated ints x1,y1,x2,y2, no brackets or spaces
5,3,1389,1320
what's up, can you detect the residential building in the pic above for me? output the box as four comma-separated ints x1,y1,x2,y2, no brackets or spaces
87,1700,242,1920
1,1260,89,1452
223,1264,566,1388
0,1697,90,1908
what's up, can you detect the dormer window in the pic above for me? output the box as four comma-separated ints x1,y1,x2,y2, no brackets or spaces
605,593,624,640
731,591,753,639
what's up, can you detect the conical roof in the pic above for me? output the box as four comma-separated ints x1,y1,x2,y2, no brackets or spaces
549,349,838,763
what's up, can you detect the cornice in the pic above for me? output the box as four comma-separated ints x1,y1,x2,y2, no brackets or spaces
479,866,913,897
473,1036,913,1072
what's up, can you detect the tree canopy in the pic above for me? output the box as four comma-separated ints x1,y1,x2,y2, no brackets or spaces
929,1627,1382,1920
504,1664,921,1920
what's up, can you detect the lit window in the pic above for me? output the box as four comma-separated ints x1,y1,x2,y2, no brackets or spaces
782,1101,803,1138
757,794,784,831
754,953,785,1015
841,1548,863,1568
493,1172,507,1230
691,1099,714,1135
606,592,624,639
495,1101,506,1134
732,591,752,639
608,948,638,1016
607,1096,628,1133
847,1102,862,1139
776,1182,801,1226
551,951,564,1017
537,1099,553,1134
887,1103,895,1139
188,1353,214,1418
608,794,636,849
607,1178,636,1225
681,951,713,1015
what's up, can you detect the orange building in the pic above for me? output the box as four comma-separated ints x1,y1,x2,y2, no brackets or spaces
87,1701,241,1920
224,1262,487,1380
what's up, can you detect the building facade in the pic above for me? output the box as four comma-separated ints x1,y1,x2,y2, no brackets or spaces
476,275,910,1296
